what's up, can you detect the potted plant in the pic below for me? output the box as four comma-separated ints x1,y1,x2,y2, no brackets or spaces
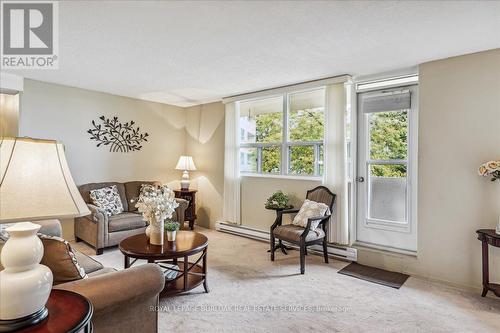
164,220,180,242
265,190,290,209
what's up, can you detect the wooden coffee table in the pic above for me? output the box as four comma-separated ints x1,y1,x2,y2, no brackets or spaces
119,231,209,297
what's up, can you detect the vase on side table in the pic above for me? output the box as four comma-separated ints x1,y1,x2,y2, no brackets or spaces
167,230,177,242
148,216,164,246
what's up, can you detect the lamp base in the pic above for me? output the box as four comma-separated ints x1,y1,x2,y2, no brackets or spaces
0,307,48,332
180,170,190,190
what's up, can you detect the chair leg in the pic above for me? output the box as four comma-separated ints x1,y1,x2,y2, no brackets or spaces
270,233,275,261
300,244,305,274
323,239,329,264
304,246,308,256
96,248,103,255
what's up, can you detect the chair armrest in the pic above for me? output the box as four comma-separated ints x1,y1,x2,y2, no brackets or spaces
87,204,108,224
272,209,300,231
307,214,331,225
279,208,300,215
302,214,331,238
54,264,164,312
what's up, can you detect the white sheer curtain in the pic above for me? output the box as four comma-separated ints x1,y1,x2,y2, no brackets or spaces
222,102,241,224
324,82,350,245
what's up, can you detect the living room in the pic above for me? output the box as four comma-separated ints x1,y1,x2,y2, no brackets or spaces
0,1,499,332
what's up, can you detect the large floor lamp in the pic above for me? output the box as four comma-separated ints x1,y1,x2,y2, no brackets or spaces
0,137,90,331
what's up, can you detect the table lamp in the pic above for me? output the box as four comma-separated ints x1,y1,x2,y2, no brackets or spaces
175,155,196,190
0,137,90,331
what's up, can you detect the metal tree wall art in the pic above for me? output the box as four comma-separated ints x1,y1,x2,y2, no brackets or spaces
87,116,149,152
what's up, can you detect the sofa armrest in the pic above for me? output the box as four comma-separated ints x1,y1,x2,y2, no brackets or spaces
173,198,188,224
54,264,164,312
87,204,108,224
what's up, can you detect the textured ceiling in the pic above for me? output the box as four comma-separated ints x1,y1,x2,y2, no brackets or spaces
6,1,500,107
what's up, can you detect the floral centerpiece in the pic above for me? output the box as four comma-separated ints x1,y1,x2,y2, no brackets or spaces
478,160,500,182
136,184,179,245
478,160,500,235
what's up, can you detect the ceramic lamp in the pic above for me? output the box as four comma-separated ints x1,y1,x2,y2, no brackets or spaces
0,137,90,331
175,155,196,190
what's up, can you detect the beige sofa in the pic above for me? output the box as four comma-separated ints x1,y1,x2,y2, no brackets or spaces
0,220,164,333
75,181,188,254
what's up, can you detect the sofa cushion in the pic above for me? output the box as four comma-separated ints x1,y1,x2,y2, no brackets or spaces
124,181,162,212
108,212,146,232
90,185,124,217
39,234,88,285
273,224,326,243
78,182,128,211
74,250,103,274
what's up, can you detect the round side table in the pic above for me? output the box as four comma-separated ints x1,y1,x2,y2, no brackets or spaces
4,289,93,333
119,231,209,297
267,205,294,255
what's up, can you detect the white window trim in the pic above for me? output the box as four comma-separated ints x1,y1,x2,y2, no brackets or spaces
352,75,419,254
238,87,326,177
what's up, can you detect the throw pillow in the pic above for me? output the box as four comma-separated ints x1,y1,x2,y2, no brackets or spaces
292,199,329,230
39,234,88,285
90,185,124,216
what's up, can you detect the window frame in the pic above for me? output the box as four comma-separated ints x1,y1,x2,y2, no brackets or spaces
238,87,326,178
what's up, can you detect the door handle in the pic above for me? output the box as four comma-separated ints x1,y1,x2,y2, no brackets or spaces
356,177,365,183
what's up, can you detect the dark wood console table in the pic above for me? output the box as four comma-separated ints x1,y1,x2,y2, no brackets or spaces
476,229,500,297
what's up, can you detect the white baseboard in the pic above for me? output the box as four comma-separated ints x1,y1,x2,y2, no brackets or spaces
216,222,357,262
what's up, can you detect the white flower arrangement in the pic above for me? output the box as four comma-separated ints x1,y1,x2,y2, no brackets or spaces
478,160,500,182
136,184,179,224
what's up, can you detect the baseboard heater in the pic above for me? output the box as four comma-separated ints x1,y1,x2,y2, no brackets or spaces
216,222,357,262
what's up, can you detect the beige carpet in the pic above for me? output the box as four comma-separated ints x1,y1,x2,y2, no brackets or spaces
78,228,500,333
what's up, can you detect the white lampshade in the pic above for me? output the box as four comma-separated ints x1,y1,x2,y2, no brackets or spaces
0,137,91,223
175,155,197,171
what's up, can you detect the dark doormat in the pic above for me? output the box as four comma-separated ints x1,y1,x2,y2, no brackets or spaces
338,263,409,289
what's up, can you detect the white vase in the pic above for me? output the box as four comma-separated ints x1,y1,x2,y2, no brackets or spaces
145,224,152,238
149,216,164,246
167,230,177,242
0,222,53,321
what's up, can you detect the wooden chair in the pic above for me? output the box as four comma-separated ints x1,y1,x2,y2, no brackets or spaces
270,186,336,274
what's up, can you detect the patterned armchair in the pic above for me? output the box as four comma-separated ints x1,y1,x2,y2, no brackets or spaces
270,186,336,274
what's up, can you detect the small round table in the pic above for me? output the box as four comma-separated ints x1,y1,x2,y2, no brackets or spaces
267,205,294,255
13,289,93,333
119,231,209,297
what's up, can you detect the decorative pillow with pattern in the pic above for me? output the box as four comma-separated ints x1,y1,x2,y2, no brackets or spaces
292,199,330,231
89,185,124,217
38,234,88,285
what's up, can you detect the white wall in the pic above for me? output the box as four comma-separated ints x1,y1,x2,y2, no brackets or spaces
20,80,186,185
240,176,321,231
0,93,19,137
357,49,500,290
19,79,187,238
185,102,225,229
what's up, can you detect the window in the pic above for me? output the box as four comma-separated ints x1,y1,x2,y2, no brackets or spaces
238,88,325,177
